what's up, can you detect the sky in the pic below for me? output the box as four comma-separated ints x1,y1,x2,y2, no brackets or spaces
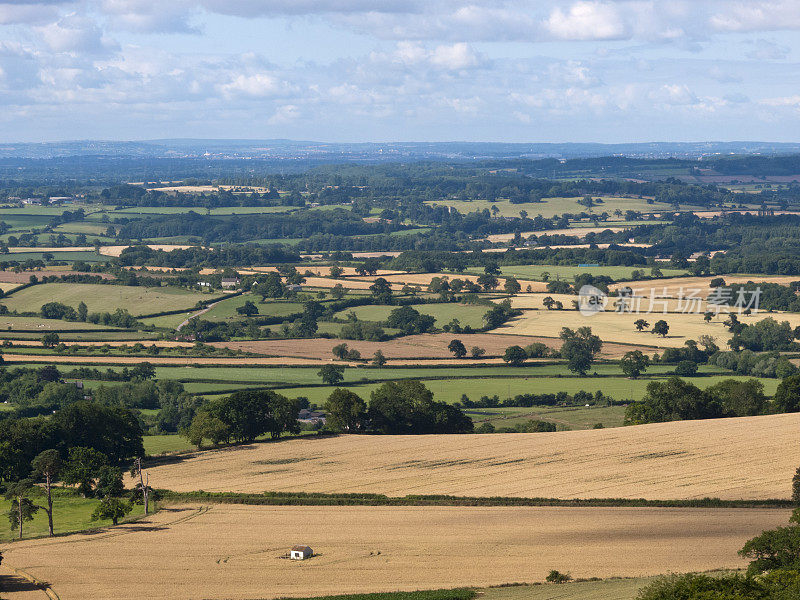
0,0,799,143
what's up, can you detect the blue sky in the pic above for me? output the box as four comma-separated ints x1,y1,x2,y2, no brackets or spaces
0,1,799,143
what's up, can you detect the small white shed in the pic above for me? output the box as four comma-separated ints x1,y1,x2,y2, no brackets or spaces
290,545,313,560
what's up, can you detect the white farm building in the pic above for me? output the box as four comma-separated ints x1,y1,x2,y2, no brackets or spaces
290,545,313,560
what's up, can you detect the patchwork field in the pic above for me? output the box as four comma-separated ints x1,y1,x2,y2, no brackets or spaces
424,196,676,219
213,333,652,360
141,413,800,500
495,306,800,348
0,504,787,600
1,283,223,316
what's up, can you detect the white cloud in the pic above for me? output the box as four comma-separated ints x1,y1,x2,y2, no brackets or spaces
430,43,483,70
651,83,698,105
216,72,290,99
36,13,116,54
546,2,626,40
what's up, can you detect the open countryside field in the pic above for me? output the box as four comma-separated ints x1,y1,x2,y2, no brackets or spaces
482,265,687,282
1,283,223,316
0,504,787,600
334,303,490,329
213,333,654,360
275,373,777,406
610,274,800,297
495,307,800,348
424,196,678,219
142,413,800,499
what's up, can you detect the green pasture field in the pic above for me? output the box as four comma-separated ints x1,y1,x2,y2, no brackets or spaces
334,303,489,329
272,373,777,406
0,490,145,542
1,283,223,316
0,213,57,229
480,576,660,600
1,331,159,342
143,434,195,455
52,222,110,235
424,196,689,219
467,265,688,282
0,251,104,262
155,363,725,387
466,404,626,430
138,311,196,329
0,316,127,332
201,294,303,321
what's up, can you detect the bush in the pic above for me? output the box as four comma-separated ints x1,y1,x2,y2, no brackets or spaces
674,360,698,376
545,570,572,584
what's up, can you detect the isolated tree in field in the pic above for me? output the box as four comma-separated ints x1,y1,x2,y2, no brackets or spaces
5,479,39,539
503,277,521,295
329,265,344,278
634,319,649,331
371,350,387,367
470,346,486,359
331,283,346,299
77,301,88,322
369,278,393,304
332,343,350,360
703,312,713,323
63,447,108,497
32,449,62,536
91,497,132,526
652,320,669,337
324,388,367,432
236,300,259,316
503,345,527,366
559,327,603,375
318,364,345,385
448,339,467,358
620,350,649,379
542,296,556,310
41,332,60,348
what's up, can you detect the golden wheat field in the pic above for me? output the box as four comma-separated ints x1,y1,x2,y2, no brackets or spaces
610,274,800,297
495,306,800,348
141,413,800,500
0,504,787,600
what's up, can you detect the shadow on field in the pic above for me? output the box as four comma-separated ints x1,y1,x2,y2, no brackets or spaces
0,573,49,593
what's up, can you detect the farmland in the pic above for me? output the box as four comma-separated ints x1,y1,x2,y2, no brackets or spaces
0,504,787,600
424,196,682,219
1,283,223,315
140,413,800,500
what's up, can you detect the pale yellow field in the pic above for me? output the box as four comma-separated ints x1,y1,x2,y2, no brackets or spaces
142,413,800,500
496,305,800,348
611,274,800,298
0,504,787,600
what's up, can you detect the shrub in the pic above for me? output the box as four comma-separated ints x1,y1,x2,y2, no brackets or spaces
545,570,572,584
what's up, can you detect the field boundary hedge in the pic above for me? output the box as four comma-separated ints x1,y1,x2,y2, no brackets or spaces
161,490,794,509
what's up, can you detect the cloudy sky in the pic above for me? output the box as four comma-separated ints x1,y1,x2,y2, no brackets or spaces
1,0,799,143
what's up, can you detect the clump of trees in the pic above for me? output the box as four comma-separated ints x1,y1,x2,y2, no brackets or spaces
323,381,472,435
624,377,770,425
184,390,301,447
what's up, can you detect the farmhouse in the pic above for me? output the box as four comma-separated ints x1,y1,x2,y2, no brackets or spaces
290,545,313,560
221,278,240,289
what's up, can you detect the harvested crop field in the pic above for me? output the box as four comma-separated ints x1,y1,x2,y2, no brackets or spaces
495,307,800,348
212,333,648,359
142,413,800,500
0,504,787,600
610,274,800,297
